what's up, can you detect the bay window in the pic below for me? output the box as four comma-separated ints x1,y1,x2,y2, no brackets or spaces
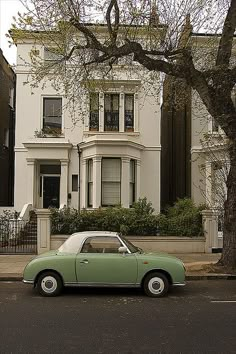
87,159,93,207
129,160,136,206
102,158,121,206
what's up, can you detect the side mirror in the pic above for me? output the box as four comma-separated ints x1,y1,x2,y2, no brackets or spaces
118,246,128,254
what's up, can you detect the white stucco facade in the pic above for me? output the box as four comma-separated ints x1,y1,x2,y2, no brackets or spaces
190,35,230,210
14,39,161,214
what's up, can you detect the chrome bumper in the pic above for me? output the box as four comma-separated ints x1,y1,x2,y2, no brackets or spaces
23,279,34,284
172,282,186,286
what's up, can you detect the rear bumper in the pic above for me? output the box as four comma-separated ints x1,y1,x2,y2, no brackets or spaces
23,279,34,285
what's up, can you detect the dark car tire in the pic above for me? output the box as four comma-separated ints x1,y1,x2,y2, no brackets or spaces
37,271,63,297
143,272,169,297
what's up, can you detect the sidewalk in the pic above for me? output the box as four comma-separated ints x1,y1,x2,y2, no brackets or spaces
0,252,235,281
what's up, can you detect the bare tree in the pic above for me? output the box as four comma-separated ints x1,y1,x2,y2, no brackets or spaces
10,0,236,269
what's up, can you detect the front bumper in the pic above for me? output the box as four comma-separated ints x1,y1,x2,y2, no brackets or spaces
172,282,186,286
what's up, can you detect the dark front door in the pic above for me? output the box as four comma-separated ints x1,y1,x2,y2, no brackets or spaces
43,176,60,208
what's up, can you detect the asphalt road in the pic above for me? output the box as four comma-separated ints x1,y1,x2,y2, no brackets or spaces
0,281,235,354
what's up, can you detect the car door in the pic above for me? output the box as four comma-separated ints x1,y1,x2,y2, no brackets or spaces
76,236,138,285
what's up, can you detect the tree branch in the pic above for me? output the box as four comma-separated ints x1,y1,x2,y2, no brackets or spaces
70,19,104,51
216,0,236,67
106,0,119,44
64,44,88,61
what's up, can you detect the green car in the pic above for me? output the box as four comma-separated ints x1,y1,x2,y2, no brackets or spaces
23,231,186,297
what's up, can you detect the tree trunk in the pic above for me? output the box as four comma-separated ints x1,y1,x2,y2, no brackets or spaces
219,140,236,269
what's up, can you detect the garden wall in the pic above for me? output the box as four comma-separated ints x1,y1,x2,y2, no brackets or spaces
51,234,206,253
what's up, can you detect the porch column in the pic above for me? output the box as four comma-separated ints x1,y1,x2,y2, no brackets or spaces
60,159,69,208
135,159,141,201
93,156,102,208
121,157,130,208
81,158,87,209
26,158,36,207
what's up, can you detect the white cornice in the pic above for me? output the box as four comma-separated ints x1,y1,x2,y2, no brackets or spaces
15,147,27,152
191,143,228,154
144,146,161,151
23,140,73,149
78,139,145,151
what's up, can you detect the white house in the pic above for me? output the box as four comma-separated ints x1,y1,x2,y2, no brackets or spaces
13,28,163,216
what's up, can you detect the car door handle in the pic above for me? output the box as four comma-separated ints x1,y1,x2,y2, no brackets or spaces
80,260,89,264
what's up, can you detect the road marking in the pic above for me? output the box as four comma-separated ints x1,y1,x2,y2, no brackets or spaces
211,300,236,303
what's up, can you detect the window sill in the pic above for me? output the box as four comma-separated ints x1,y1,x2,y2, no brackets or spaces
85,131,140,136
35,134,65,138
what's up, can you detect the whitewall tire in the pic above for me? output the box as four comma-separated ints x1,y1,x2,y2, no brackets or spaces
37,271,63,297
143,272,169,297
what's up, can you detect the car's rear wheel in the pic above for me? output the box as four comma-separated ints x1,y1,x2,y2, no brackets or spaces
37,271,63,297
143,272,169,297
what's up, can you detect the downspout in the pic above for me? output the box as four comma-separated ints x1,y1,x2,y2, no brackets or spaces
77,143,82,211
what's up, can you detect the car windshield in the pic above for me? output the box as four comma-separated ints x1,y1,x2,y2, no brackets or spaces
120,236,143,254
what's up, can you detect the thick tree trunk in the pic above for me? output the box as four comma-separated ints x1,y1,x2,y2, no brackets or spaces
219,141,236,269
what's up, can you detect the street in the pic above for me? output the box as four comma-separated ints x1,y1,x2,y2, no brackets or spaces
0,281,235,354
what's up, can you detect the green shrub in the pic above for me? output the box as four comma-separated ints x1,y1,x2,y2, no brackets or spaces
50,198,158,236
157,198,205,237
50,198,204,237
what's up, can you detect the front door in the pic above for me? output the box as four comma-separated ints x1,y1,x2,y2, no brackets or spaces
76,236,138,284
43,176,60,208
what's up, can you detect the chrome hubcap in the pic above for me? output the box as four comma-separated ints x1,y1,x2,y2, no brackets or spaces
148,277,165,295
41,276,57,294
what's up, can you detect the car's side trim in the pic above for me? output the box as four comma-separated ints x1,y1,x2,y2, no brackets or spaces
64,282,140,288
23,279,34,284
172,282,186,286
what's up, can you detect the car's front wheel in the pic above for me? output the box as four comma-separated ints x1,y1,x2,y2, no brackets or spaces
37,271,63,297
143,272,169,297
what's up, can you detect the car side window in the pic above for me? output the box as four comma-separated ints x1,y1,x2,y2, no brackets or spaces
81,237,122,254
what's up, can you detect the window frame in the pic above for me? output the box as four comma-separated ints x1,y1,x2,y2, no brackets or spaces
124,94,134,132
80,236,123,254
41,96,63,134
101,157,121,207
87,159,93,207
72,174,78,192
9,87,14,109
80,235,131,254
89,92,99,131
44,47,64,63
129,159,136,207
104,93,120,131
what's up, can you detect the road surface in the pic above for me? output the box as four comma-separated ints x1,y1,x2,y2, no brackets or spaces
0,280,235,353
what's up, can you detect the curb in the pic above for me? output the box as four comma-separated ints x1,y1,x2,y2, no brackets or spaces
186,274,236,280
0,275,236,282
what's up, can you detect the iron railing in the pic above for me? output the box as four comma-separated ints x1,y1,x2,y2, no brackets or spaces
104,112,119,131
0,219,37,254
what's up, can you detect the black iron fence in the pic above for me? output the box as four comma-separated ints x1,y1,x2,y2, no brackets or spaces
0,218,37,254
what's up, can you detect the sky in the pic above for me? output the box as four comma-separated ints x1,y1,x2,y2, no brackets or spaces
0,0,25,65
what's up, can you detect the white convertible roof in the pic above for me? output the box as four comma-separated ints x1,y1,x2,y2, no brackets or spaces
72,231,119,237
58,231,119,253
